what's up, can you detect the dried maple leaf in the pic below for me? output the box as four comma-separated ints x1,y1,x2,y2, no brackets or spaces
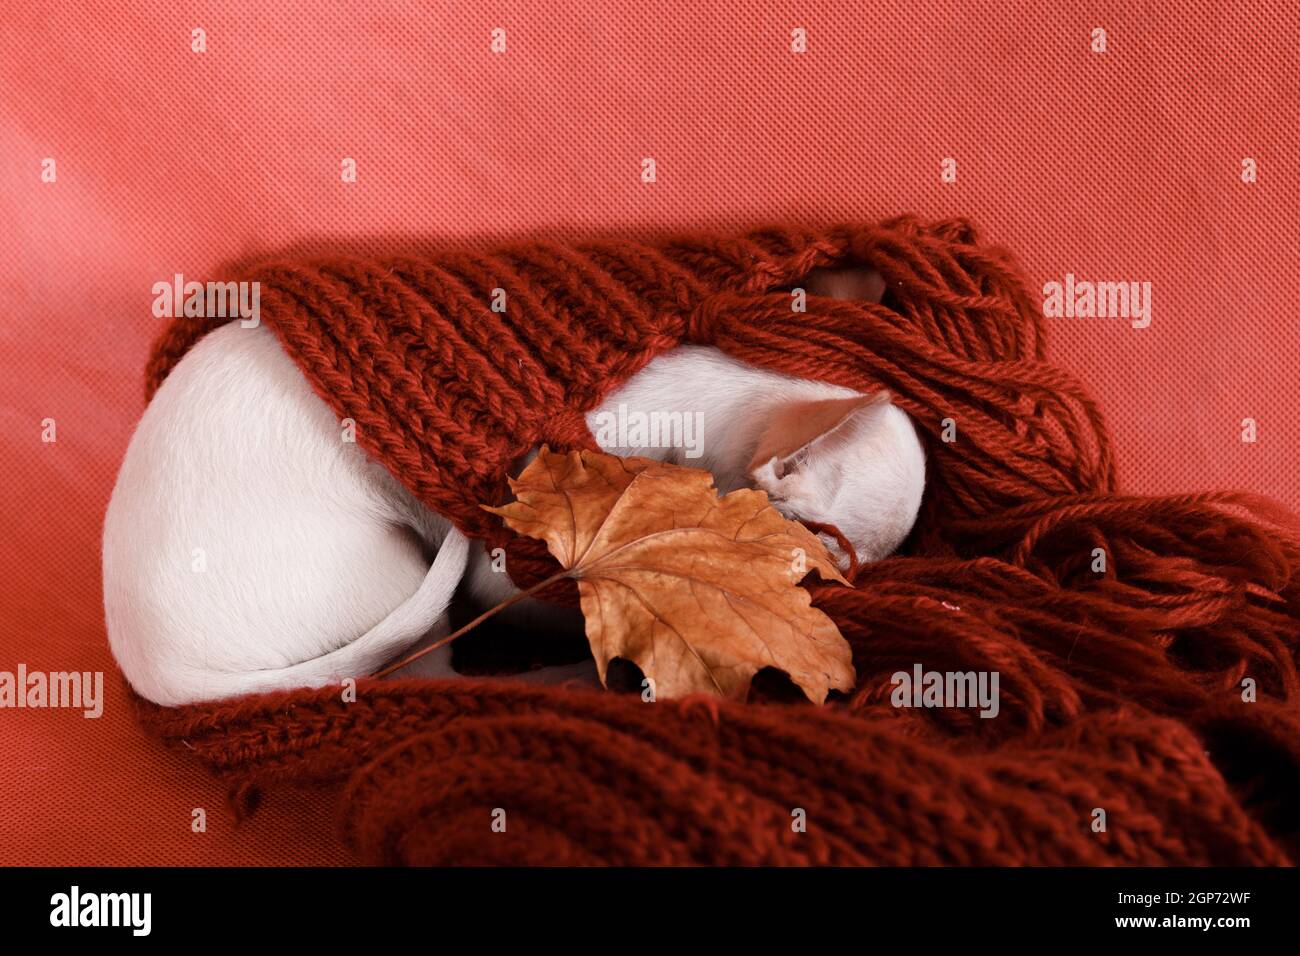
484,448,855,703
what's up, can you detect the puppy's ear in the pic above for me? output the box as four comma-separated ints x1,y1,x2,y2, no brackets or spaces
748,392,892,476
802,266,886,303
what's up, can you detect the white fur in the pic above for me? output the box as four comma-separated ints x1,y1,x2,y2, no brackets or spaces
104,278,925,705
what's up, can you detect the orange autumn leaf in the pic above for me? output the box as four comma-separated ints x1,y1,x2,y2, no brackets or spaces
484,448,855,703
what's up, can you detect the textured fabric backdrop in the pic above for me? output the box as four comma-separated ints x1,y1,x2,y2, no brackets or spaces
1,0,1295,865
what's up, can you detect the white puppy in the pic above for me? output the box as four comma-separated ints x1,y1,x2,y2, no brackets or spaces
103,269,925,705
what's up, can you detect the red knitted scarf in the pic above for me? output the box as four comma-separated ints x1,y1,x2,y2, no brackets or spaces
137,218,1300,865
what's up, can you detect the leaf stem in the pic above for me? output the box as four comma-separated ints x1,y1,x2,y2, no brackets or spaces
372,569,572,678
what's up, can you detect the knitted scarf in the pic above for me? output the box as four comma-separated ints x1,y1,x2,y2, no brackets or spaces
137,217,1300,865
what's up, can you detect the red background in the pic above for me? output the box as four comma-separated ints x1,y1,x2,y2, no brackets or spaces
1,1,1295,865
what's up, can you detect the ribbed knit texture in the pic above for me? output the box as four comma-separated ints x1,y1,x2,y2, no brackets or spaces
137,218,1300,864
